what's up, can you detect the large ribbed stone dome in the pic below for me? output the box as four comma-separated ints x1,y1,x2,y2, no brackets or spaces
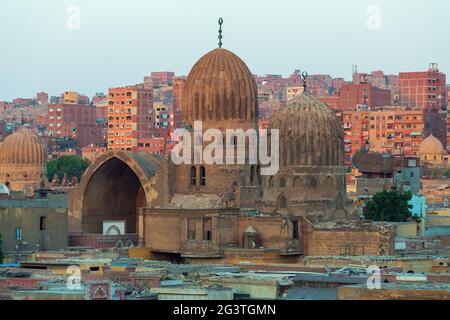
0,128,47,165
269,92,344,166
182,48,258,123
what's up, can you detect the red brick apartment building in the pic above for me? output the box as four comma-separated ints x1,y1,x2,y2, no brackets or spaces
399,63,447,110
338,83,391,111
341,108,446,165
46,104,96,139
107,85,153,151
151,71,175,87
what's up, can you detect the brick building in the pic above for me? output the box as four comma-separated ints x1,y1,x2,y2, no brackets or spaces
133,137,166,155
107,85,153,151
342,108,447,165
398,63,447,110
47,104,96,139
338,83,391,111
76,123,107,148
36,92,49,105
82,146,107,162
151,71,175,87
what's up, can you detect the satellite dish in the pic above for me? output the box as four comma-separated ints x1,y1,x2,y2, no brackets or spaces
23,184,35,198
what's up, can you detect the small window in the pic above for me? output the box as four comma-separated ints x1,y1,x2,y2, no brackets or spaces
279,177,286,188
15,228,22,240
410,171,414,178
187,219,196,240
309,177,317,188
279,195,287,209
190,166,197,186
40,216,47,231
292,220,299,239
200,166,206,186
203,218,212,241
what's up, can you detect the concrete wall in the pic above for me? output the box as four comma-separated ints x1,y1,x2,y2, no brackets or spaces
302,222,395,256
0,207,68,253
394,222,418,237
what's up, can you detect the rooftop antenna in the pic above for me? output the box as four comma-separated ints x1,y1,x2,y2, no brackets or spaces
218,17,223,48
302,71,308,91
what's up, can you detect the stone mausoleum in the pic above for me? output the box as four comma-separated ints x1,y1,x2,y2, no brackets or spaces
67,36,395,261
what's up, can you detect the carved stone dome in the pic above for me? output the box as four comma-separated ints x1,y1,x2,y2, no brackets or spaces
182,48,258,123
269,92,344,166
0,128,47,165
0,128,48,192
419,134,445,155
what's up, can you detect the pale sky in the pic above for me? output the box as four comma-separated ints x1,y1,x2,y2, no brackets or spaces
0,0,449,101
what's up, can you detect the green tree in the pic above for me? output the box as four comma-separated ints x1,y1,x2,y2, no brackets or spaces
365,188,413,222
0,233,4,264
47,155,89,181
443,167,450,178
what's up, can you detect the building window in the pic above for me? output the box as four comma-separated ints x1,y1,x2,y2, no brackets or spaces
187,219,196,240
200,166,206,186
279,195,287,209
268,177,274,188
203,218,212,241
190,166,197,186
15,228,22,240
250,165,257,186
410,171,414,178
292,220,299,239
279,177,286,188
309,177,317,188
40,216,47,231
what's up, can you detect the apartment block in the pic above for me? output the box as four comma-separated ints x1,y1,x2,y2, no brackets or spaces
107,85,153,151
46,104,96,139
399,63,447,110
342,108,446,165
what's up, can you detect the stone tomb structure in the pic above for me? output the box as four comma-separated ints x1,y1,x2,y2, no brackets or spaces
69,45,395,260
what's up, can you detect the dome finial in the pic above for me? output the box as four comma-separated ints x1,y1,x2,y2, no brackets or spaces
218,17,223,48
302,71,308,92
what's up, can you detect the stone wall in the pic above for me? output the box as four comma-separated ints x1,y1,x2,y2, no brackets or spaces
302,220,396,256
0,207,68,253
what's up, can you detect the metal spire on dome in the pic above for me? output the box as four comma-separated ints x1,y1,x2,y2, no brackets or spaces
218,17,223,48
302,71,308,91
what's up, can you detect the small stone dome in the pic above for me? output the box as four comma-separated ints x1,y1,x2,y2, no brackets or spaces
182,48,257,123
419,134,445,155
269,92,344,166
0,128,47,165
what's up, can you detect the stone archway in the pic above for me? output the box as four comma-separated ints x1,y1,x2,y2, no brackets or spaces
70,150,163,235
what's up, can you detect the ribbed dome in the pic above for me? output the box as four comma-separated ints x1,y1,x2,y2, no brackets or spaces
419,134,445,155
269,92,344,166
182,48,257,122
0,128,47,165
